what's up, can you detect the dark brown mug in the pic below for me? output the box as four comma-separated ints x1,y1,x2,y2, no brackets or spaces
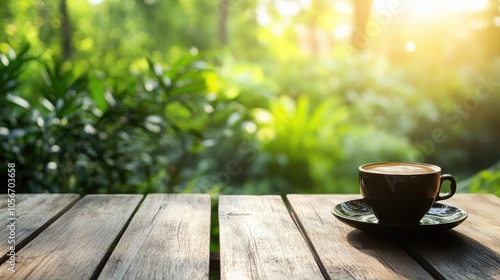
359,162,456,224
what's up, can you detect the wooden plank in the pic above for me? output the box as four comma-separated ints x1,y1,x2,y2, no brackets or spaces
219,195,324,280
0,193,80,263
0,194,142,279
399,194,500,279
287,194,433,280
98,194,211,280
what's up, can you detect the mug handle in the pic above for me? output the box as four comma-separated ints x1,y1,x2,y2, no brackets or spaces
435,174,457,201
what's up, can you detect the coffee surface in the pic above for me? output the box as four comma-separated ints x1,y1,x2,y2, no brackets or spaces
362,162,438,174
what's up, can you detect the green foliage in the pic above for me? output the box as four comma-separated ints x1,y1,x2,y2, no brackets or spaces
0,44,243,195
459,163,500,196
0,44,33,95
232,55,423,195
241,95,346,193
469,169,500,196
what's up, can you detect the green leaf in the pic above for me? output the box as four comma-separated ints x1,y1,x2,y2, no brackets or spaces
6,93,30,109
88,75,108,112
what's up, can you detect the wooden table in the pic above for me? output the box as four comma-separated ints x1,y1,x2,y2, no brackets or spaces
0,194,499,279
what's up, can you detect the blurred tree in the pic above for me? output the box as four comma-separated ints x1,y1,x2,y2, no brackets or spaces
219,0,229,45
352,0,372,49
59,0,72,60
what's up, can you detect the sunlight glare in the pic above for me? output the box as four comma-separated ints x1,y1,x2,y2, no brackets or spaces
243,122,257,134
456,0,490,12
405,41,416,53
256,6,271,26
494,17,500,27
333,1,353,15
253,109,272,123
88,0,104,5
333,22,352,40
275,0,301,17
374,0,489,19
47,162,57,170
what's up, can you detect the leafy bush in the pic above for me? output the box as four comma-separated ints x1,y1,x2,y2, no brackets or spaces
0,44,247,195
1,42,499,197
459,163,500,196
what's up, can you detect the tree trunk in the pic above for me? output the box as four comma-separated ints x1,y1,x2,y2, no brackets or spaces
219,0,228,45
352,0,372,50
60,0,72,60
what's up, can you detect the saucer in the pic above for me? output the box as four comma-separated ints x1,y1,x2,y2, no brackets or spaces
331,199,468,236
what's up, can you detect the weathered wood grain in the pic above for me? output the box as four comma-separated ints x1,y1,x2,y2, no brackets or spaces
219,195,324,280
0,194,142,279
287,194,433,280
98,194,211,280
399,194,500,280
0,193,80,263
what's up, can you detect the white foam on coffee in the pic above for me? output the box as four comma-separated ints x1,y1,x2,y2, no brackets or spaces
363,163,438,174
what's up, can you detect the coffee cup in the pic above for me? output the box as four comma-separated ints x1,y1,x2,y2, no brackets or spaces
359,162,456,224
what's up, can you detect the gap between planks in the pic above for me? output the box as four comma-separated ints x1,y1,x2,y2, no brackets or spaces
90,194,147,280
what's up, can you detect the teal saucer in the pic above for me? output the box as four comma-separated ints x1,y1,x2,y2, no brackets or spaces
332,199,468,236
